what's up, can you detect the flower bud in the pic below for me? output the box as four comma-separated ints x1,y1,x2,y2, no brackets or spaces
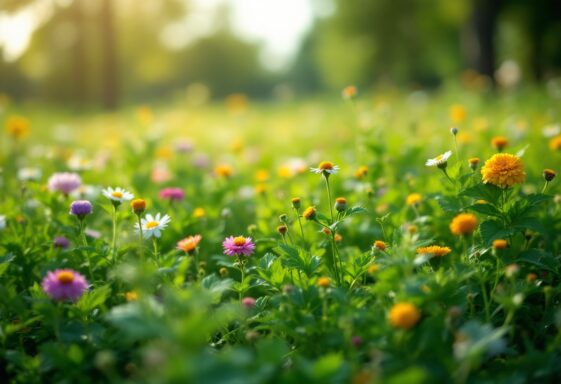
334,197,347,212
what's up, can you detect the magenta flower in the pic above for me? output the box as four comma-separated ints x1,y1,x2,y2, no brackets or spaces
48,172,82,195
41,269,89,302
159,187,185,202
53,236,70,249
222,235,255,257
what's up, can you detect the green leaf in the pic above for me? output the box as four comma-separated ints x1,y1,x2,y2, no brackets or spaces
460,183,503,206
346,206,367,217
467,202,502,218
0,253,15,277
76,285,111,312
479,220,515,245
517,249,559,273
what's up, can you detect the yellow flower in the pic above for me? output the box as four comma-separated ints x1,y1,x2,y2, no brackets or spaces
549,136,561,151
255,170,269,182
389,302,421,330
406,193,422,206
125,291,139,301
354,166,368,179
342,85,357,100
481,153,525,188
492,239,508,250
491,136,509,151
450,213,478,236
131,199,147,214
367,264,379,274
449,104,466,124
373,240,387,251
302,206,316,220
214,164,233,178
193,207,206,219
317,277,331,288
5,115,30,139
416,245,451,257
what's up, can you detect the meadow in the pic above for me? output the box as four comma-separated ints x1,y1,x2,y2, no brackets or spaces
1,86,561,383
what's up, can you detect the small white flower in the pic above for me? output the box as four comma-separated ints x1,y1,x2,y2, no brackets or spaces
0,215,6,230
17,167,42,182
67,153,93,171
310,161,340,175
102,187,134,203
425,151,452,167
136,213,171,239
542,124,560,138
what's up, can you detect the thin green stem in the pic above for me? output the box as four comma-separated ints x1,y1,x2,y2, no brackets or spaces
137,215,144,262
111,205,118,265
295,208,306,243
152,237,159,266
542,181,549,194
479,277,491,323
324,175,334,224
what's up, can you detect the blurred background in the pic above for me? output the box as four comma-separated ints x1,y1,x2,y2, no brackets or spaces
1,0,560,109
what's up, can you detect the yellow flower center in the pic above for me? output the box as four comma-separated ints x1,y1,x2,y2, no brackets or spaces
435,155,443,161
318,161,333,170
233,236,247,246
57,271,74,284
146,221,159,229
111,191,123,198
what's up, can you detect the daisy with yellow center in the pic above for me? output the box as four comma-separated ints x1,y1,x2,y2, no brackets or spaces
416,245,451,257
102,187,134,204
136,213,171,239
481,153,525,188
310,161,340,176
425,151,452,168
450,213,478,236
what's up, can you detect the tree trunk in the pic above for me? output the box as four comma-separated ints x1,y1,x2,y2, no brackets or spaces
469,0,501,85
100,0,119,109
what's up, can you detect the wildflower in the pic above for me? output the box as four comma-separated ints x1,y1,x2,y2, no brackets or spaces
526,273,537,283
255,184,267,195
125,291,138,301
53,236,70,249
219,267,228,277
449,104,466,123
277,225,288,236
0,215,5,230
481,153,525,188
544,169,556,182
373,240,387,251
48,172,82,195
342,85,357,100
310,161,340,177
317,277,331,288
241,297,256,309
255,170,269,182
69,200,93,219
174,138,194,153
334,233,342,242
406,193,422,206
41,269,88,302
158,187,184,202
425,151,452,169
492,239,508,250
214,164,233,178
222,236,255,257
407,225,418,234
102,187,134,205
468,157,480,171
302,206,317,220
17,167,42,182
354,165,368,179
291,197,301,210
549,136,561,151
151,166,171,183
450,213,478,236
5,115,30,139
334,197,347,212
193,207,206,218
450,127,459,136
131,199,147,214
176,235,202,253
416,245,451,257
368,264,379,274
389,302,421,330
136,213,171,239
491,136,509,152
505,264,519,278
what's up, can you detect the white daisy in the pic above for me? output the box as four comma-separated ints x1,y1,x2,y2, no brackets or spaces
17,167,42,182
102,187,134,203
310,161,340,175
0,215,6,230
136,213,171,239
425,151,452,167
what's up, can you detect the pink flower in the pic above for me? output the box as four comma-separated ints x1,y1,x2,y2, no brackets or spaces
159,187,185,202
48,172,82,195
41,269,88,302
222,235,255,257
241,297,256,309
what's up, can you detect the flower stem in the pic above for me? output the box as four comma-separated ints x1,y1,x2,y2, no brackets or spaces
295,208,306,244
237,255,245,300
152,237,159,266
324,176,334,224
111,205,118,265
137,215,144,262
542,181,549,194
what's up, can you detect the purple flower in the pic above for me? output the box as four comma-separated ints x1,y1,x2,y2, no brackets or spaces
159,187,185,202
41,269,89,302
53,236,70,249
48,172,82,195
70,200,93,218
222,235,255,257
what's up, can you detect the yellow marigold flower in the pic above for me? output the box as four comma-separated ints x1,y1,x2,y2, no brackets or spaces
449,104,466,124
544,169,556,182
468,157,480,171
549,136,561,151
416,245,451,257
193,207,206,219
302,206,316,220
125,291,138,301
367,264,379,274
214,164,233,178
291,197,301,209
255,170,269,182
354,165,368,179
481,153,525,188
450,213,478,236
373,240,387,251
131,198,147,214
5,115,30,139
491,136,509,151
389,302,421,330
492,239,508,250
406,193,422,206
317,277,331,288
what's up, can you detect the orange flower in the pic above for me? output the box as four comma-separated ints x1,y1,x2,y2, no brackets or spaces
389,303,421,330
5,115,30,139
549,135,561,151
416,245,451,257
491,136,509,151
492,239,508,250
373,240,387,251
317,277,331,288
214,164,233,178
176,235,202,253
481,153,525,188
302,207,316,220
450,213,478,236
